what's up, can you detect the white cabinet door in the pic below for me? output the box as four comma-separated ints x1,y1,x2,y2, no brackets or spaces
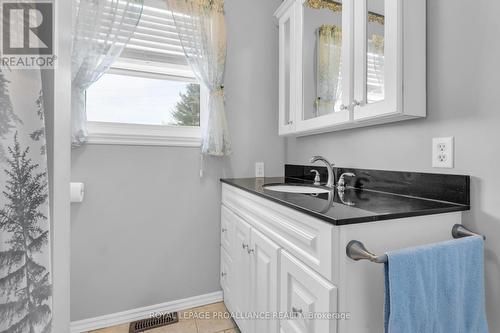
220,247,234,310
231,214,252,332
280,251,337,333
277,2,296,136
353,0,401,121
221,205,234,252
353,0,426,122
249,228,281,333
293,0,353,136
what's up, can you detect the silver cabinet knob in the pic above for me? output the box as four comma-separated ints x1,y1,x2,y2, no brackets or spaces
221,272,227,277
247,248,255,255
351,100,362,108
221,228,227,233
339,104,348,111
242,243,249,250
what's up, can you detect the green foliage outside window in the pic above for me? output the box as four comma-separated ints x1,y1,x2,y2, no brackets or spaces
170,83,201,127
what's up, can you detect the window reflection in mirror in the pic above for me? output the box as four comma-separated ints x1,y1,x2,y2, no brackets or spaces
367,0,385,104
303,0,343,120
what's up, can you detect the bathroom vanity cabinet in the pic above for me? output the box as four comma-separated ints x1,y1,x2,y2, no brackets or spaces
220,183,464,333
274,0,426,136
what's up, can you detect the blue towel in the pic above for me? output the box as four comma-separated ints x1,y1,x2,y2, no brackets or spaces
384,236,489,333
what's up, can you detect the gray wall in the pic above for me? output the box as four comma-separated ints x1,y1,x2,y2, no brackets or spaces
70,0,284,321
286,0,500,331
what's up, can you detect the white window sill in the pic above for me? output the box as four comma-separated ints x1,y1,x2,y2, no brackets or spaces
86,121,201,147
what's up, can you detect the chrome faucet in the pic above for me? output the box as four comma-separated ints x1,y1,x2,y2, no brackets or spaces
310,156,335,188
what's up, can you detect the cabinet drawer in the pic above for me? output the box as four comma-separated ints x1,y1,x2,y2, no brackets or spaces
222,184,336,280
280,251,337,333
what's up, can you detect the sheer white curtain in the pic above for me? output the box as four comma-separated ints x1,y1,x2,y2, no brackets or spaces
166,0,230,156
71,0,143,146
316,24,342,117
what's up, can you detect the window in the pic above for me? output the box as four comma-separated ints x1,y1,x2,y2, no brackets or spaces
87,72,200,127
85,0,205,146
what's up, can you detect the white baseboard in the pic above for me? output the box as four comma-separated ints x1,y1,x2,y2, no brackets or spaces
70,290,224,333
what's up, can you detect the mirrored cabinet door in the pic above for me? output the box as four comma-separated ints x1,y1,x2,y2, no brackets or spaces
278,6,296,135
295,0,352,134
353,0,401,120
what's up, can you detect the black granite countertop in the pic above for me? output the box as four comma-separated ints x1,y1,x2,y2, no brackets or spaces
220,176,470,225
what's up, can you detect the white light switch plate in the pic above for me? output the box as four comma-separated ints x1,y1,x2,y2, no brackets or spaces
432,137,454,168
255,162,265,178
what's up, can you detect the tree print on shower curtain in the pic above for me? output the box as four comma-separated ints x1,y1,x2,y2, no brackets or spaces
30,91,46,156
0,71,20,161
0,135,52,333
0,69,52,333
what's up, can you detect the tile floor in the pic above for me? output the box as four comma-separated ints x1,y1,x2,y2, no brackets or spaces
88,302,240,333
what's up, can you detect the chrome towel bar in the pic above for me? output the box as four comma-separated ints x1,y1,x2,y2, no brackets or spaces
346,224,485,264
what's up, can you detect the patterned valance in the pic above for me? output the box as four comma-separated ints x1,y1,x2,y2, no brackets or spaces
305,0,385,25
368,12,385,25
306,0,341,12
195,0,224,13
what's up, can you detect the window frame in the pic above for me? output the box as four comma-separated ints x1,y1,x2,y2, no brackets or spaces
86,62,208,147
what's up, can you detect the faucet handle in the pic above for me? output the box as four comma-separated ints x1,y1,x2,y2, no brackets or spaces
338,173,356,189
310,169,321,186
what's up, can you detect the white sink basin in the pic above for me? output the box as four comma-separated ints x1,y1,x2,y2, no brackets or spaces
263,184,330,194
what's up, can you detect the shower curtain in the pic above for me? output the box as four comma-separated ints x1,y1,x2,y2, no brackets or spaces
0,69,52,332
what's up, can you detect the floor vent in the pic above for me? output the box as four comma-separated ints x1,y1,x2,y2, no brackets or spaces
129,312,179,332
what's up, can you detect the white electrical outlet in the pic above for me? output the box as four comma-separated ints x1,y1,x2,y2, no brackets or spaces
432,137,454,168
255,162,265,178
